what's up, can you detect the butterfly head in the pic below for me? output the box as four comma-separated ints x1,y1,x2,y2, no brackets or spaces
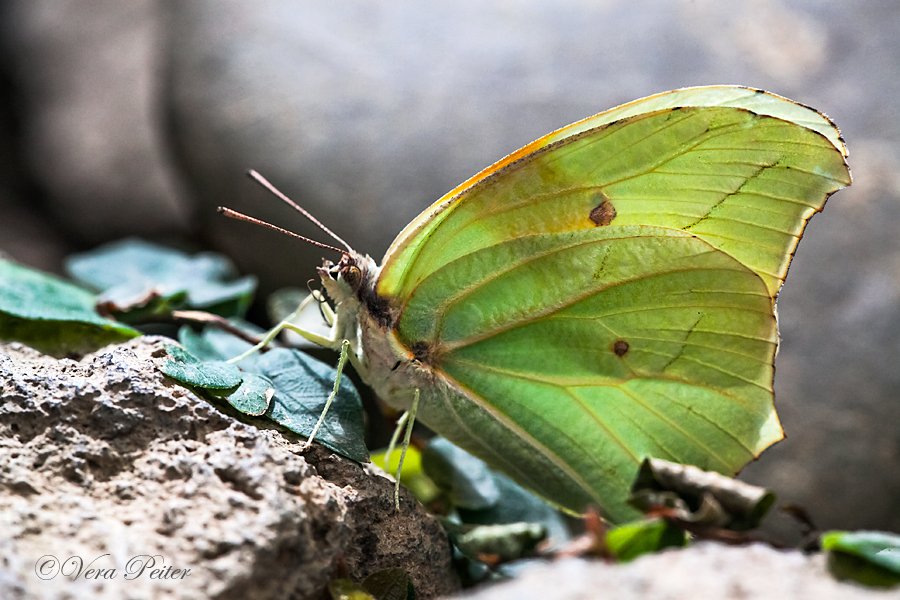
318,252,394,329
318,252,375,300
317,253,365,295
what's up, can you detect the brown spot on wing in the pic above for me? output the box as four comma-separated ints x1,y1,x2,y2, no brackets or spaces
590,196,616,226
612,340,629,357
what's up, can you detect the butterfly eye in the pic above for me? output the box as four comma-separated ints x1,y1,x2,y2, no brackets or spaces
342,265,362,290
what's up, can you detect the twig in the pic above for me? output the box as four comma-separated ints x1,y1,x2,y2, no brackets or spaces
170,310,267,349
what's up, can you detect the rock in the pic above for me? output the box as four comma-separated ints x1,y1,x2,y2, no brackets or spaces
0,337,458,599
0,203,72,274
1,0,190,243
451,543,896,600
162,0,722,292
0,3,73,274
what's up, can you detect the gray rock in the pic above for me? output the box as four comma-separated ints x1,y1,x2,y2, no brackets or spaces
162,0,738,291
0,337,458,599
0,204,72,274
1,0,190,243
735,2,900,537
451,543,898,600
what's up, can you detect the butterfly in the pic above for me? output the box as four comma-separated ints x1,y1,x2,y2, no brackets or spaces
225,86,851,523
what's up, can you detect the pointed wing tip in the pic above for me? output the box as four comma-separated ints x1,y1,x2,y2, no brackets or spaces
752,409,786,458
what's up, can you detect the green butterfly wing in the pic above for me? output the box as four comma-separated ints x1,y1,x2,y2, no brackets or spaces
378,86,849,298
372,87,850,522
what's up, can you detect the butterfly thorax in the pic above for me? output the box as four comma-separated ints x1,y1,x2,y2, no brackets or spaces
318,251,442,413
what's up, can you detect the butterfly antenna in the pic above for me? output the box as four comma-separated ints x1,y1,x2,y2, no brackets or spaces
247,169,354,253
217,207,346,255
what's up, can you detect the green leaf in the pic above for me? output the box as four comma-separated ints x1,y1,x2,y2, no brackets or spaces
178,325,229,361
65,238,256,321
168,327,367,460
822,531,900,588
161,345,243,390
176,325,272,414
458,473,568,545
225,373,274,416
360,568,412,600
177,322,265,370
422,437,569,546
0,258,140,356
328,579,378,600
442,520,546,563
421,437,500,510
162,344,271,416
258,348,367,462
606,517,687,562
371,446,439,506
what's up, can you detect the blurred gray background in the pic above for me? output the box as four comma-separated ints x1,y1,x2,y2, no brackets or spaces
0,0,897,535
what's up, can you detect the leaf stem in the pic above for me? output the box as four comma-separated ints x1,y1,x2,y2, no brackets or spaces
170,310,264,347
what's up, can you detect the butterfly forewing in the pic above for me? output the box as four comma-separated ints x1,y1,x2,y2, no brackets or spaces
543,86,847,153
379,106,849,301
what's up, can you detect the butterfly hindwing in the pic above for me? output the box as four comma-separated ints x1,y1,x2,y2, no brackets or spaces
395,226,779,521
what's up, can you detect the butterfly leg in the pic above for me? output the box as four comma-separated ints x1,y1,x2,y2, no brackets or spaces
300,338,352,451
383,389,420,510
384,411,410,503
223,294,361,454
227,292,338,364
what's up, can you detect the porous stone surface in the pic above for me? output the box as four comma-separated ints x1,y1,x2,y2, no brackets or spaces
452,543,899,600
1,0,190,243
0,337,458,600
